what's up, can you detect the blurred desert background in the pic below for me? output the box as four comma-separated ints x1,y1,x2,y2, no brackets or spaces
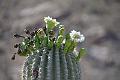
0,0,120,80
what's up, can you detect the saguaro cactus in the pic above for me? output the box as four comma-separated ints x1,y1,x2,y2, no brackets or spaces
13,16,85,80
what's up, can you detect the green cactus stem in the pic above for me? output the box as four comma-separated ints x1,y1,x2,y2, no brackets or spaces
13,16,86,80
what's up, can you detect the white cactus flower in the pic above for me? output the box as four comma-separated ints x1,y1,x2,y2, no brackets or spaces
70,30,85,42
44,16,59,26
73,48,79,56
62,39,66,44
44,16,52,23
79,34,85,42
22,42,25,45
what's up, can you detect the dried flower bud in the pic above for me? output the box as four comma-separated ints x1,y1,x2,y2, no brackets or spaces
11,53,16,60
37,28,45,36
14,34,23,38
24,29,30,34
14,44,19,48
30,32,35,37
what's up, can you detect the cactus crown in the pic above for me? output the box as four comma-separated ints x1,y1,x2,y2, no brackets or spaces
13,16,85,61
12,17,86,80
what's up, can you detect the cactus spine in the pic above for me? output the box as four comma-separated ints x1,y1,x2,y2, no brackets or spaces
13,16,85,80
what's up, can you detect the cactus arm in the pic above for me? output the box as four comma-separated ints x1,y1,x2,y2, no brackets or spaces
54,49,60,80
46,49,54,80
39,47,48,80
76,61,81,80
52,44,56,80
32,50,42,80
59,47,68,80
26,59,32,80
22,60,27,80
66,54,75,80
22,53,37,80
70,53,81,80
26,54,35,80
